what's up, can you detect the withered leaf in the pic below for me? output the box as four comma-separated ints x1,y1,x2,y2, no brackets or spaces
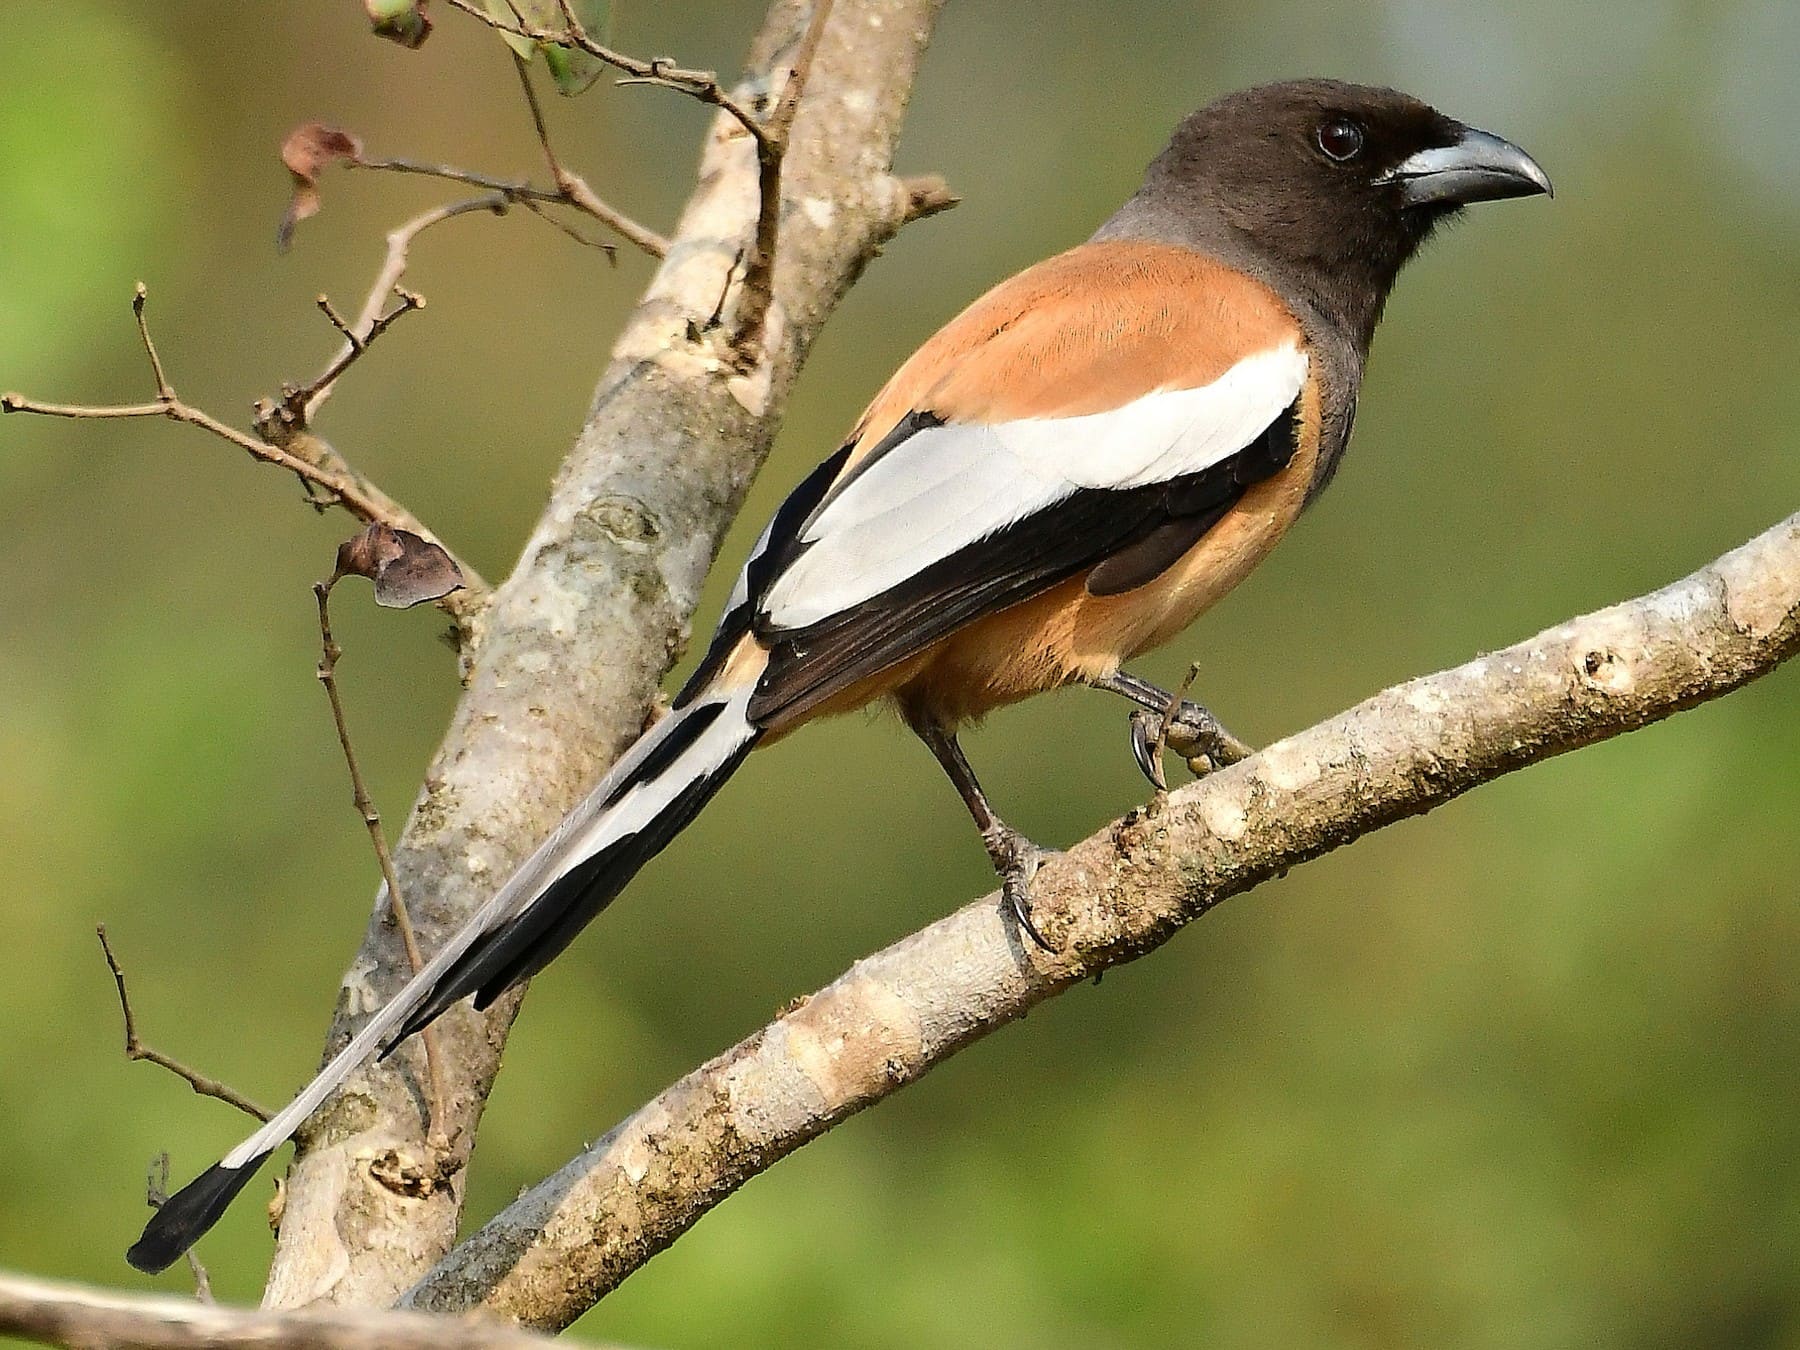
366,0,433,48
277,122,365,253
334,523,465,609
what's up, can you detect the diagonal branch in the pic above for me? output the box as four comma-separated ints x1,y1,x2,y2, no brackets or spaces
1,285,490,634
0,1269,588,1350
402,511,1800,1330
96,927,271,1122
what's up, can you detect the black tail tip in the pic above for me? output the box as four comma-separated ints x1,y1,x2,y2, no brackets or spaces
126,1157,264,1273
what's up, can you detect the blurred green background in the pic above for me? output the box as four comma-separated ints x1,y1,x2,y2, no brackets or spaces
2,2,1797,1346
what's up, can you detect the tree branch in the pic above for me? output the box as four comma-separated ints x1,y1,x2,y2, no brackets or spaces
0,1269,592,1350
0,285,491,639
445,0,831,359
402,512,1800,1330
293,195,509,424
96,926,271,1123
314,579,446,1136
260,0,950,1312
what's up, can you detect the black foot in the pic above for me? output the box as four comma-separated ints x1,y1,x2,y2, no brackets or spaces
982,824,1057,953
1129,701,1253,790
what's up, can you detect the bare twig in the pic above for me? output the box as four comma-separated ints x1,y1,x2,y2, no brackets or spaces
0,1269,582,1350
445,0,834,355
517,197,613,251
1144,660,1203,795
444,0,769,143
349,154,657,261
352,155,564,200
132,283,172,401
406,510,1800,1330
1,287,487,613
95,927,270,1122
512,51,565,181
732,0,835,355
284,286,426,420
146,1155,214,1303
315,294,357,342
299,194,510,422
509,47,667,261
313,579,446,1132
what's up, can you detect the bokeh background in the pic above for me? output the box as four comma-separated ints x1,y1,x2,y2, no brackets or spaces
2,2,1798,1346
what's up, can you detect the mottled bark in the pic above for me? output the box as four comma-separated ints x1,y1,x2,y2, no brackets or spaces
262,0,948,1310
400,513,1800,1332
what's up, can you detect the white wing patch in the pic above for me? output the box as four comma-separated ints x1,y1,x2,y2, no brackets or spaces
762,343,1307,629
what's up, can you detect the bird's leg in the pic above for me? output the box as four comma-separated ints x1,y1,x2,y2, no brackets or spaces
1094,669,1254,789
910,717,1057,953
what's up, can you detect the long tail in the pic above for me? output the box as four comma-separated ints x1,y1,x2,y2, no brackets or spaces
127,681,761,1274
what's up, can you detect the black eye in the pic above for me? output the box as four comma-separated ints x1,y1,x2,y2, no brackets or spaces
1316,118,1365,162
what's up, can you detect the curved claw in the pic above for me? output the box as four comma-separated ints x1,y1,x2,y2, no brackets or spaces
983,824,1059,953
1005,879,1056,953
1128,701,1254,787
1129,709,1169,791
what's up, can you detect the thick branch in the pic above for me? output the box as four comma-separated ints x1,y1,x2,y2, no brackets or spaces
403,513,1800,1330
0,1269,578,1350
262,0,948,1311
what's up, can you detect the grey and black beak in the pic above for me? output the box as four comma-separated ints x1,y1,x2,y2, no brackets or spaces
1384,125,1552,208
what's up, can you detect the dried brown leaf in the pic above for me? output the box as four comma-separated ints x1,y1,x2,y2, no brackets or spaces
334,523,464,608
278,122,365,253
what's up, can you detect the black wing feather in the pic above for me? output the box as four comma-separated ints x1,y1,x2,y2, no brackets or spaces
747,401,1299,731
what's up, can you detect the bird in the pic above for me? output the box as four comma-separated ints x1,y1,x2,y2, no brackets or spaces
128,79,1550,1273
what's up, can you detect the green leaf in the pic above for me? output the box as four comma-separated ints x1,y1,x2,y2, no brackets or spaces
474,0,610,95
475,0,537,61
365,0,433,48
546,0,610,96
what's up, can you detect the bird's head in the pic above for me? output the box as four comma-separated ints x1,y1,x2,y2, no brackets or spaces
1116,80,1552,346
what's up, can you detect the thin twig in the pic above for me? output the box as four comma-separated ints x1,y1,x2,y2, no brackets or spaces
315,295,357,343
447,0,827,349
1,288,486,609
445,0,769,144
146,1155,215,1303
513,53,565,181
517,198,615,252
732,0,835,356
95,926,271,1122
132,283,172,401
300,194,509,422
313,579,446,1133
284,287,426,419
511,51,661,260
349,155,654,259
1146,660,1203,797
353,156,564,202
